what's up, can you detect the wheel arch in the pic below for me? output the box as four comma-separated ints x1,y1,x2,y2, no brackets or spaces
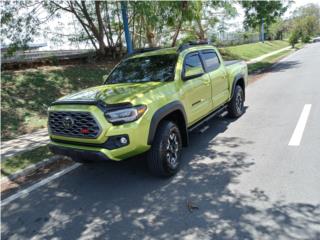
231,73,245,100
147,101,189,147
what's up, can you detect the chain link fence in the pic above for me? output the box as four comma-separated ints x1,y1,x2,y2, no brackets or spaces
213,32,260,46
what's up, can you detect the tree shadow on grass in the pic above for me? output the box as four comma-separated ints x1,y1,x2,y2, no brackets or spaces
1,64,110,139
2,115,319,239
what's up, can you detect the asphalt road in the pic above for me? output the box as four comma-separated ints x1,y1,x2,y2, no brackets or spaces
2,43,320,240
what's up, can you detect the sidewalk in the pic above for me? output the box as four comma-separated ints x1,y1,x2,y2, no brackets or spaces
1,129,49,161
246,46,291,64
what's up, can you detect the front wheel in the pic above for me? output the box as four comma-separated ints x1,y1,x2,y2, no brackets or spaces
147,121,182,177
228,85,245,118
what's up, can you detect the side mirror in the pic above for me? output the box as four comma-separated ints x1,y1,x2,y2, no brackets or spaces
183,67,204,81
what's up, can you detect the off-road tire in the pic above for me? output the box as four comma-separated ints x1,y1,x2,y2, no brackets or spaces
228,85,245,118
147,121,182,177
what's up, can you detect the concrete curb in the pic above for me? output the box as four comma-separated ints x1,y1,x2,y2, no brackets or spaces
1,155,67,183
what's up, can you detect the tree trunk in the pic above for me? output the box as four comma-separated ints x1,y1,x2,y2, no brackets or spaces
105,2,115,47
95,1,106,55
260,18,265,42
139,17,143,48
145,19,156,47
196,19,205,40
116,2,123,58
79,1,106,55
146,30,155,47
171,20,182,47
69,2,98,51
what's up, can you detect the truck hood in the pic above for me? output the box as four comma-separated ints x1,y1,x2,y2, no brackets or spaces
54,82,164,105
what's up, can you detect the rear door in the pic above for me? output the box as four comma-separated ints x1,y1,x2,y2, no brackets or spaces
200,50,229,109
180,51,213,124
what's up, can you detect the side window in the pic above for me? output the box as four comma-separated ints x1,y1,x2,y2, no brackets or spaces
183,53,204,80
201,51,220,72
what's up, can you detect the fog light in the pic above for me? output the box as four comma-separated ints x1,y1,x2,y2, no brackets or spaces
104,135,130,150
120,137,128,145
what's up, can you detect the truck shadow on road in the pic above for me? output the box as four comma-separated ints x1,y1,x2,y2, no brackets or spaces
257,60,301,75
2,114,320,240
269,60,301,73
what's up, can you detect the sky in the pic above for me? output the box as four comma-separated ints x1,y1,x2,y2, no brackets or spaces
35,0,320,50
227,0,320,32
285,0,320,17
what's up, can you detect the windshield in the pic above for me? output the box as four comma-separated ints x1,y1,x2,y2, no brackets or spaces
106,54,178,84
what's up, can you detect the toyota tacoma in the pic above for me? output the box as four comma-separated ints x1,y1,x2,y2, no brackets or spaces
48,41,248,177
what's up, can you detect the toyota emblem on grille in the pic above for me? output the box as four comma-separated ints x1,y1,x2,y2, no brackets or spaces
62,116,74,129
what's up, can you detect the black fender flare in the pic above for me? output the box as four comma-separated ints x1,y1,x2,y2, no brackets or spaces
147,101,188,146
230,73,245,99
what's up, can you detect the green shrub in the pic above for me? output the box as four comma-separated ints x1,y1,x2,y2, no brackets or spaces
289,31,300,48
210,34,217,44
301,35,311,43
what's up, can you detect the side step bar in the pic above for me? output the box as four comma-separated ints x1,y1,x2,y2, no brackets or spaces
188,105,228,132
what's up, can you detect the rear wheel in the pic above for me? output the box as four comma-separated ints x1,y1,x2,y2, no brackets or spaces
147,121,182,177
228,85,244,118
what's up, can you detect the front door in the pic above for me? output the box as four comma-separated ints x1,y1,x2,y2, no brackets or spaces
180,52,212,125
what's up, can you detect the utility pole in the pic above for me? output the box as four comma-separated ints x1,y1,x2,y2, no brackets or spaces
261,18,265,42
120,1,133,54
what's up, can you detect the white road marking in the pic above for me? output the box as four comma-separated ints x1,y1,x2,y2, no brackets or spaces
288,104,312,146
1,163,81,207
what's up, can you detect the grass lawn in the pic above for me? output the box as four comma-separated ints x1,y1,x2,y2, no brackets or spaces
294,42,305,49
220,40,290,61
0,146,53,177
1,62,115,140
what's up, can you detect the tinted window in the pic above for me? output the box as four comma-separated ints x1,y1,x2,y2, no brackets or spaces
201,51,220,71
183,53,204,78
106,54,177,84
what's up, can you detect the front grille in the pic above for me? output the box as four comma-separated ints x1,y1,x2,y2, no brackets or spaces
49,111,101,138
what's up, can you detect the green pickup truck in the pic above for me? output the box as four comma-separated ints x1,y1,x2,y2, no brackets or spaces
48,41,248,177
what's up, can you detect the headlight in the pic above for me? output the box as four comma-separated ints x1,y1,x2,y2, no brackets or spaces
105,105,147,124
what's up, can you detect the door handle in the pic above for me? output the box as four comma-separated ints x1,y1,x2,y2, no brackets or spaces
192,99,204,106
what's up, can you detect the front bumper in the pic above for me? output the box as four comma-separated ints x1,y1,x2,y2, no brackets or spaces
48,104,151,161
49,144,110,161
49,138,149,161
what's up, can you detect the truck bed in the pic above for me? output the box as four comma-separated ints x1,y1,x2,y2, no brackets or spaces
224,60,242,66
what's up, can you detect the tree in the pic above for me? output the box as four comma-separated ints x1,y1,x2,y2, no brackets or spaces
1,0,238,56
269,18,290,40
1,0,125,57
1,0,46,55
181,1,236,42
289,30,299,48
129,1,200,47
285,3,320,45
163,1,196,47
292,3,320,40
241,0,289,42
46,1,123,56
